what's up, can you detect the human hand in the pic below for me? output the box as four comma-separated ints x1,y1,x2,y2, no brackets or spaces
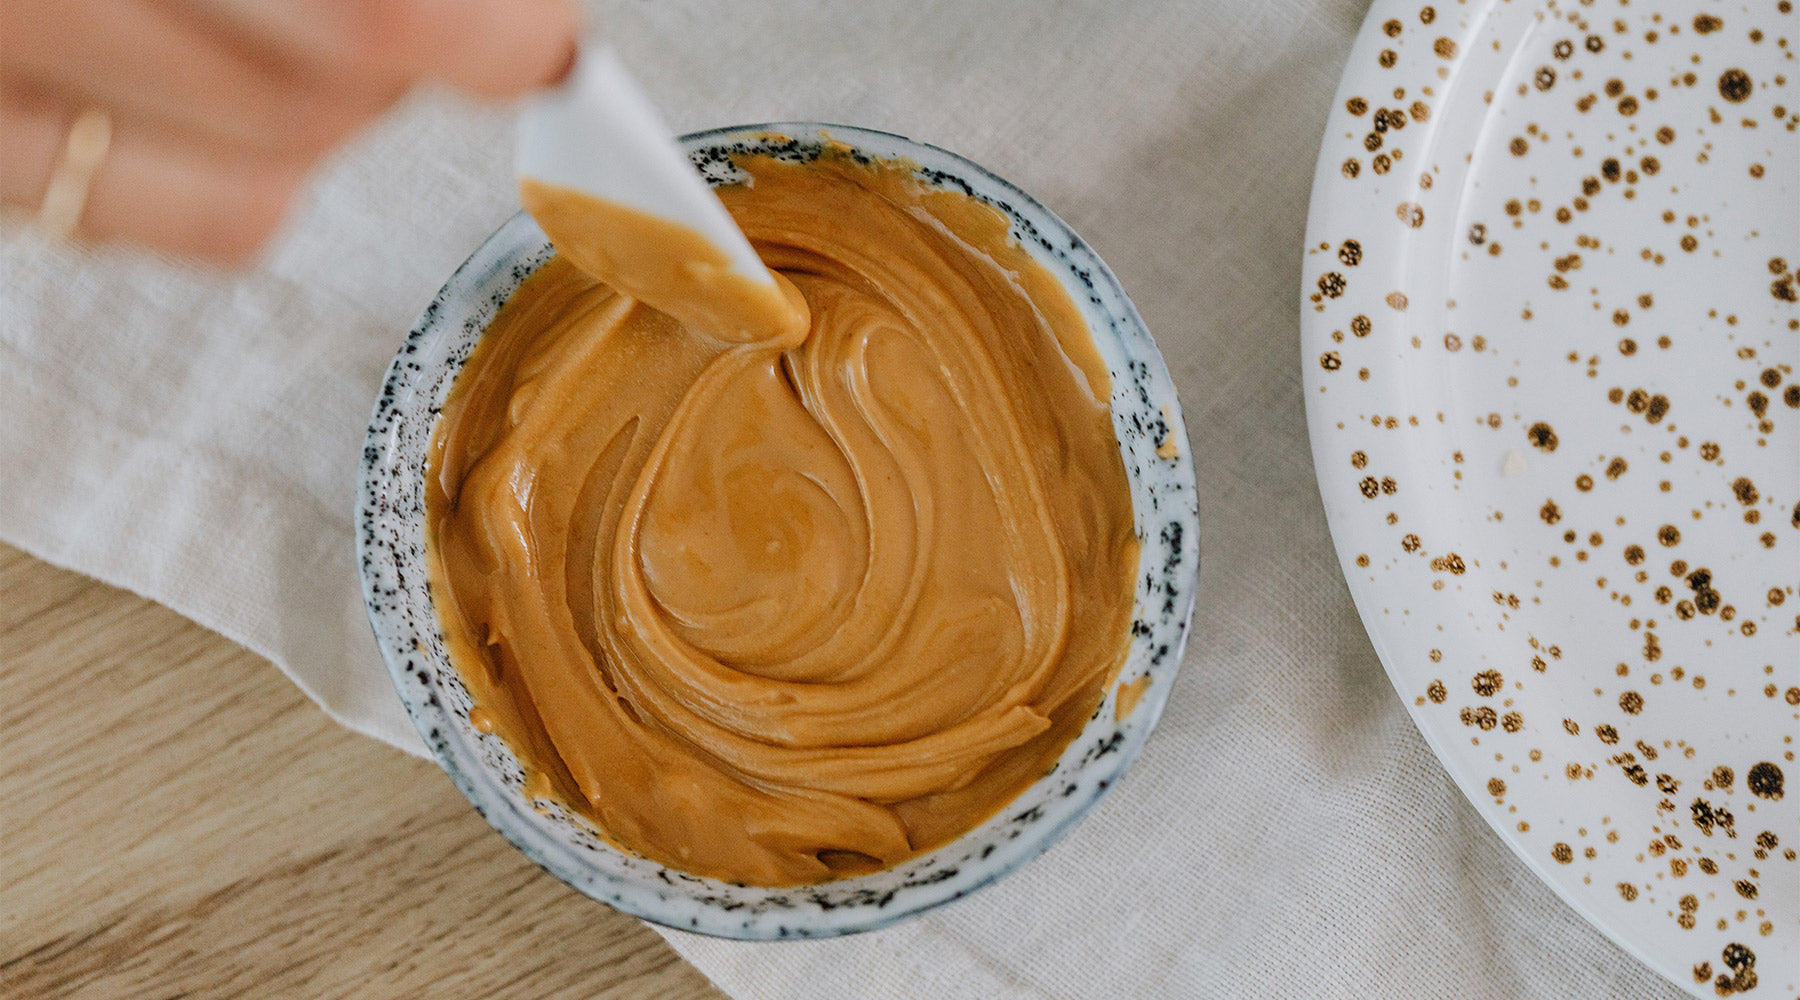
0,0,579,264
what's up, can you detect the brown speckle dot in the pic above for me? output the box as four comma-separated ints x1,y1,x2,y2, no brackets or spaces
1551,842,1573,863
1718,68,1753,103
1619,690,1644,714
1746,762,1784,800
1713,942,1756,971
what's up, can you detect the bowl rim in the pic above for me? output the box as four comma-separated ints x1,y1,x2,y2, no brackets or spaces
356,121,1201,938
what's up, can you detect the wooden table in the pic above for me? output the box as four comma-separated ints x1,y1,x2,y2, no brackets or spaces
0,544,727,999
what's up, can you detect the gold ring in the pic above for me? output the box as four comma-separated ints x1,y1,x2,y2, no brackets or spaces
37,109,112,241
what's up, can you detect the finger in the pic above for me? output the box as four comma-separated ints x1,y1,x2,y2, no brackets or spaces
0,87,65,215
2,0,392,161
168,0,578,96
0,91,303,265
338,0,582,97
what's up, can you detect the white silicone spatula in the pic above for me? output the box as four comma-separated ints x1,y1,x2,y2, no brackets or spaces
516,47,800,342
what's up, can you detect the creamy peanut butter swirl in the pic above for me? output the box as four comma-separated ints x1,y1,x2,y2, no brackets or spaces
427,150,1137,886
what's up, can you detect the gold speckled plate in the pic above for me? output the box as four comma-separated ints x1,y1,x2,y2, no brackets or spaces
1301,0,1797,994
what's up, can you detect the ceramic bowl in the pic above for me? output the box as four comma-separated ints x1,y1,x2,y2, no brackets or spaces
357,123,1199,938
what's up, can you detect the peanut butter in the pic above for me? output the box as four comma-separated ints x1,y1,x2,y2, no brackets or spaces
519,177,810,346
426,148,1137,886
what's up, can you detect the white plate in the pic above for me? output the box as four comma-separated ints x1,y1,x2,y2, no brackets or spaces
1301,1,1797,994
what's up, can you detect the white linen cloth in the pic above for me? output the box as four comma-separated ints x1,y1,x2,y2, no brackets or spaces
0,1,1687,997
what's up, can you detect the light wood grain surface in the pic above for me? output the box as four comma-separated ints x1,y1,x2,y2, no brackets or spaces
0,543,728,1000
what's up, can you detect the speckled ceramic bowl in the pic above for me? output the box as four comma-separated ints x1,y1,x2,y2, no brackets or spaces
357,123,1199,938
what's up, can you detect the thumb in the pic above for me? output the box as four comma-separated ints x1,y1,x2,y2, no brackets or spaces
390,0,581,97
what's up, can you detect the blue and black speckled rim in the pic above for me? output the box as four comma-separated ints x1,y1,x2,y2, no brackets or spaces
357,123,1201,939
